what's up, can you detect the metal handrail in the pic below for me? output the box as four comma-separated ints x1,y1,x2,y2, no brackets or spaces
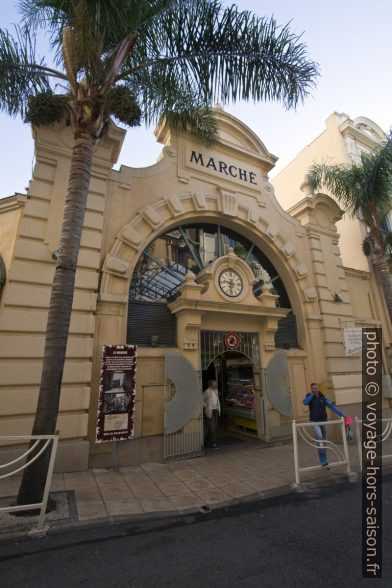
0,434,59,532
292,418,351,484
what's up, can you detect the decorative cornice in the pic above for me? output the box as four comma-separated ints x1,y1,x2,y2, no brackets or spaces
0,194,27,213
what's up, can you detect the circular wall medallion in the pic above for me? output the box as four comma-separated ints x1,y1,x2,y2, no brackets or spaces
218,268,243,298
224,332,240,350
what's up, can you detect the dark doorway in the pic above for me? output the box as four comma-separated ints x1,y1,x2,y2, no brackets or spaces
202,351,257,443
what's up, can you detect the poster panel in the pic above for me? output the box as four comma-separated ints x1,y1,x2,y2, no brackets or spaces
96,345,137,443
344,327,363,356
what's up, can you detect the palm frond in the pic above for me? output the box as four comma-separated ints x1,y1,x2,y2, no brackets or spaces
163,106,219,146
307,162,365,215
308,134,392,230
126,0,319,109
133,67,219,145
0,26,53,116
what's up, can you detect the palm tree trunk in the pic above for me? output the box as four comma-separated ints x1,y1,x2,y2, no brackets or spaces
17,131,95,507
372,254,392,326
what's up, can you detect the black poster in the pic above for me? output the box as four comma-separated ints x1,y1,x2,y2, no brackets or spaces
96,345,137,443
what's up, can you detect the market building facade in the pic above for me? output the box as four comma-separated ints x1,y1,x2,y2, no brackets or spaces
0,107,391,471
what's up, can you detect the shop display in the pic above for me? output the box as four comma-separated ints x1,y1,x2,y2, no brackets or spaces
224,362,256,419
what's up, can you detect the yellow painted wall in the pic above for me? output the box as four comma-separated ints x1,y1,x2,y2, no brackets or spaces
271,112,385,272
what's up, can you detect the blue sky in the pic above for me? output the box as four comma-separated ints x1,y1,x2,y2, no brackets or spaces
1,0,391,198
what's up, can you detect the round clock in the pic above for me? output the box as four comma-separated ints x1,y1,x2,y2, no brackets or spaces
218,268,243,298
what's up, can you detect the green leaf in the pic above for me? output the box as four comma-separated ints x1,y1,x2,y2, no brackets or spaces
0,26,51,116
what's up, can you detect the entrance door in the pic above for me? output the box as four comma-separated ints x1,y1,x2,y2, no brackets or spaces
263,350,293,441
203,351,257,440
164,351,204,462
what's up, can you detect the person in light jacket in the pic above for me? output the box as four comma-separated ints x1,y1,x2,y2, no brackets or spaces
203,379,221,449
303,382,345,469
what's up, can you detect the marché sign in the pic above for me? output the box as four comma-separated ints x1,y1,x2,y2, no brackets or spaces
189,150,258,185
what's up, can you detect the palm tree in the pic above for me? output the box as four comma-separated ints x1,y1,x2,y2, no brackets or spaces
307,134,392,323
0,0,318,506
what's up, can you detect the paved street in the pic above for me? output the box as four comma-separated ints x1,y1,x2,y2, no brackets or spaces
1,475,391,587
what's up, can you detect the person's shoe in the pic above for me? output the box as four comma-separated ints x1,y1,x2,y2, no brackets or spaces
322,463,330,470
212,444,219,449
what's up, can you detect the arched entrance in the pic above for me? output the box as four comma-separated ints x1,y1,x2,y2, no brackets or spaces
203,350,258,443
201,329,263,443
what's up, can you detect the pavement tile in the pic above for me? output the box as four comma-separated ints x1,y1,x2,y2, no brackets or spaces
130,485,165,500
74,487,102,502
141,464,171,475
94,471,127,488
139,498,173,513
122,476,155,490
146,474,177,485
167,462,196,472
221,482,257,499
205,473,238,486
64,471,97,490
168,493,203,509
99,485,135,501
183,477,215,492
77,501,108,521
173,468,202,481
196,488,231,505
50,473,65,491
104,500,143,516
121,472,151,485
119,466,145,476
156,482,190,497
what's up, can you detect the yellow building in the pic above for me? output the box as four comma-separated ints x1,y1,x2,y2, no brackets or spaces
272,112,387,272
0,108,391,471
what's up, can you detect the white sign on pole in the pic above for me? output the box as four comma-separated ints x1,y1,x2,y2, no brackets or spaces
344,328,363,356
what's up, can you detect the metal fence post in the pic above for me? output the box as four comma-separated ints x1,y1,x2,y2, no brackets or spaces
292,420,300,484
37,435,59,531
355,417,362,471
341,417,351,474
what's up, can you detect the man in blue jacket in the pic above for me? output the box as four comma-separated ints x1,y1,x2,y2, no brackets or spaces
303,382,345,468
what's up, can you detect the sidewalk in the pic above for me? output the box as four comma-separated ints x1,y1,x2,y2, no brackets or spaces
0,435,390,541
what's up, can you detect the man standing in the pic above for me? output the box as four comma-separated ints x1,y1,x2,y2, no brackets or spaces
303,382,345,468
203,379,221,449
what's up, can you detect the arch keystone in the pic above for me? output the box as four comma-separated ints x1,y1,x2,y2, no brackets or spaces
140,205,163,228
295,263,309,279
120,226,143,249
103,254,130,278
191,192,207,210
266,223,279,240
282,242,295,258
165,195,184,216
247,208,260,224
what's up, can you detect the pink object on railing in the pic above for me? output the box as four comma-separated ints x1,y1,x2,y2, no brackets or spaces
344,415,354,426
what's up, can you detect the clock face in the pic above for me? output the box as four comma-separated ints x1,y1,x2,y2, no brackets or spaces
218,269,243,298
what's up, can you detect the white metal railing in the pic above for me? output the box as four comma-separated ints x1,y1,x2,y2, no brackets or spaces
0,434,58,531
292,418,351,484
354,417,392,470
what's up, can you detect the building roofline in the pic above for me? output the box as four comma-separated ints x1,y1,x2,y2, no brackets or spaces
0,193,27,214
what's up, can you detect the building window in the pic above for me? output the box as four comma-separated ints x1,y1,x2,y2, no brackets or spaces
127,223,299,347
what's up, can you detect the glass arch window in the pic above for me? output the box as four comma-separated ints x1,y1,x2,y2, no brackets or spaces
130,223,290,306
127,223,299,348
